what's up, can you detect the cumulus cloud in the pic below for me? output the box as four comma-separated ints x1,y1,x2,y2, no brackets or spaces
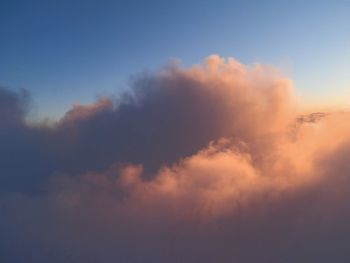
1,55,350,262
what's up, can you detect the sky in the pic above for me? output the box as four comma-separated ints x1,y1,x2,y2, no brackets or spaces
3,1,350,263
1,0,350,119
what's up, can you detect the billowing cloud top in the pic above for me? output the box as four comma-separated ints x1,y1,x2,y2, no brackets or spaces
1,55,350,262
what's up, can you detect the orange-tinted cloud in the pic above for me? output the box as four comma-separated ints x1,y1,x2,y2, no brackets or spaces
2,56,350,262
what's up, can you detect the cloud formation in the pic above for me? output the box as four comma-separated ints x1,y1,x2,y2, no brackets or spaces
2,55,350,262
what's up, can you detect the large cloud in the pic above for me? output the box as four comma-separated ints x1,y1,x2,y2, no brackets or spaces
0,55,294,193
1,55,350,262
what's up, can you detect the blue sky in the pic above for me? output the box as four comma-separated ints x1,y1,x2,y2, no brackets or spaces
1,0,350,118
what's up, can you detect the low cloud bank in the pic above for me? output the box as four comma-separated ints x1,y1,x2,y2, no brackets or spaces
1,55,350,262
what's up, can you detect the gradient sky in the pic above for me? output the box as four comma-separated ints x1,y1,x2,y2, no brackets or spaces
1,0,350,119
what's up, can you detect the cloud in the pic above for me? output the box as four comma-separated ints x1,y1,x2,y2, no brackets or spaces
0,87,29,127
1,55,350,262
0,55,294,193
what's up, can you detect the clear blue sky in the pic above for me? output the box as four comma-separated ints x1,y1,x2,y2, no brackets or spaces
1,0,350,118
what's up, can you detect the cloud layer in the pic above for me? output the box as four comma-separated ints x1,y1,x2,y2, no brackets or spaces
2,55,350,262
